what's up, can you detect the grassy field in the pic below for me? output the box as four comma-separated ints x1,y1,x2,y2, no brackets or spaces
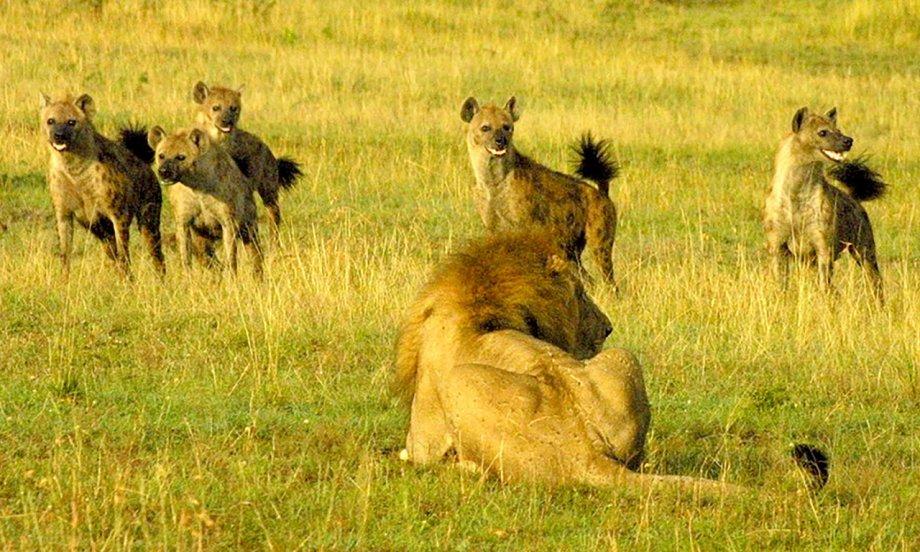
1,0,918,548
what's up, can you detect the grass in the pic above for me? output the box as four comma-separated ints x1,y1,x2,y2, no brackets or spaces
0,0,918,548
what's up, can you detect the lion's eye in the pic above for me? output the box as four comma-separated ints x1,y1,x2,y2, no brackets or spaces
67,119,76,126
818,130,828,137
46,118,55,125
212,105,221,112
480,125,491,132
176,154,186,161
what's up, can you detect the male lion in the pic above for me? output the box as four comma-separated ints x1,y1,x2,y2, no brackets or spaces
394,233,829,491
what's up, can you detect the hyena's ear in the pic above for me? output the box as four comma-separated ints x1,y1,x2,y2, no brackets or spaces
189,128,207,148
147,126,166,150
193,81,210,104
236,84,245,95
460,97,480,123
792,107,809,133
39,92,51,109
546,254,568,276
75,94,96,120
826,107,838,124
505,96,521,122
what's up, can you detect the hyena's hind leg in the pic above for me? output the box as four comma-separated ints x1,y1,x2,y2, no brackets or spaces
849,230,884,304
89,217,118,262
138,202,166,277
259,185,282,242
239,222,263,279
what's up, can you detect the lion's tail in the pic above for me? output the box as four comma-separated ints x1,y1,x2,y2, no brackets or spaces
277,157,303,189
829,157,887,202
628,443,830,494
119,123,155,165
572,132,618,196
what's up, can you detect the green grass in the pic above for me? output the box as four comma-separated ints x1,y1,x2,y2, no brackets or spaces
0,0,918,548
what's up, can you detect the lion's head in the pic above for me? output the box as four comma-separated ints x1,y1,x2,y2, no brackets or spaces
394,232,612,403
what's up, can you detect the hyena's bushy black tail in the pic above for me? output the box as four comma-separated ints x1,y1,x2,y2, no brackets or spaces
829,157,887,202
277,157,303,189
572,133,618,196
119,124,155,165
792,443,830,491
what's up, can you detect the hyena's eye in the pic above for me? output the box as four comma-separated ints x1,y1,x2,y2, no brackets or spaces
176,154,186,161
212,105,221,112
480,125,491,132
158,153,165,160
502,124,512,131
818,130,828,137
46,118,55,125
228,106,238,113
67,119,76,126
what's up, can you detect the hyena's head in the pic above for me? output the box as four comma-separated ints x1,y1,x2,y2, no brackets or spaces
791,107,853,164
147,126,208,184
193,81,243,134
461,96,520,158
39,93,96,152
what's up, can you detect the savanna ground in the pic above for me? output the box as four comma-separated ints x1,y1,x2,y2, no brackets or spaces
0,0,918,548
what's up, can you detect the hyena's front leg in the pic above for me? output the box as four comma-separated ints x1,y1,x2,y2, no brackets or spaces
766,229,791,289
221,220,239,275
112,217,133,279
815,244,834,293
54,209,74,277
176,221,193,272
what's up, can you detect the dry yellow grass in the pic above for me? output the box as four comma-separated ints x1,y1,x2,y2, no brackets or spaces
0,0,917,548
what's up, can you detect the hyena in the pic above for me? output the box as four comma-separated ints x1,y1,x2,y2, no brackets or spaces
147,126,263,278
193,82,301,239
461,96,619,287
39,93,165,278
763,107,885,300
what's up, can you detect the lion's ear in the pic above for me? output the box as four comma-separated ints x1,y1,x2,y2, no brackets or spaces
460,96,479,123
546,254,568,276
147,126,166,150
193,81,209,104
75,94,96,120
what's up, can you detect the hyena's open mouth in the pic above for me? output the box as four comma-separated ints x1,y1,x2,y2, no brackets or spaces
486,147,507,156
821,150,847,162
51,142,68,151
218,124,234,133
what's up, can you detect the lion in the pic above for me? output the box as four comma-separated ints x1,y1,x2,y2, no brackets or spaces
394,233,829,492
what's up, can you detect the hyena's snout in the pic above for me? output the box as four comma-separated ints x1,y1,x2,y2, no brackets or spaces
157,161,181,183
841,135,854,151
494,131,510,149
49,124,75,147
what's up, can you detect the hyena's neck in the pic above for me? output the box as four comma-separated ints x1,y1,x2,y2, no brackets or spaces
467,146,518,189
771,137,826,198
182,152,224,196
53,132,100,176
196,114,237,146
